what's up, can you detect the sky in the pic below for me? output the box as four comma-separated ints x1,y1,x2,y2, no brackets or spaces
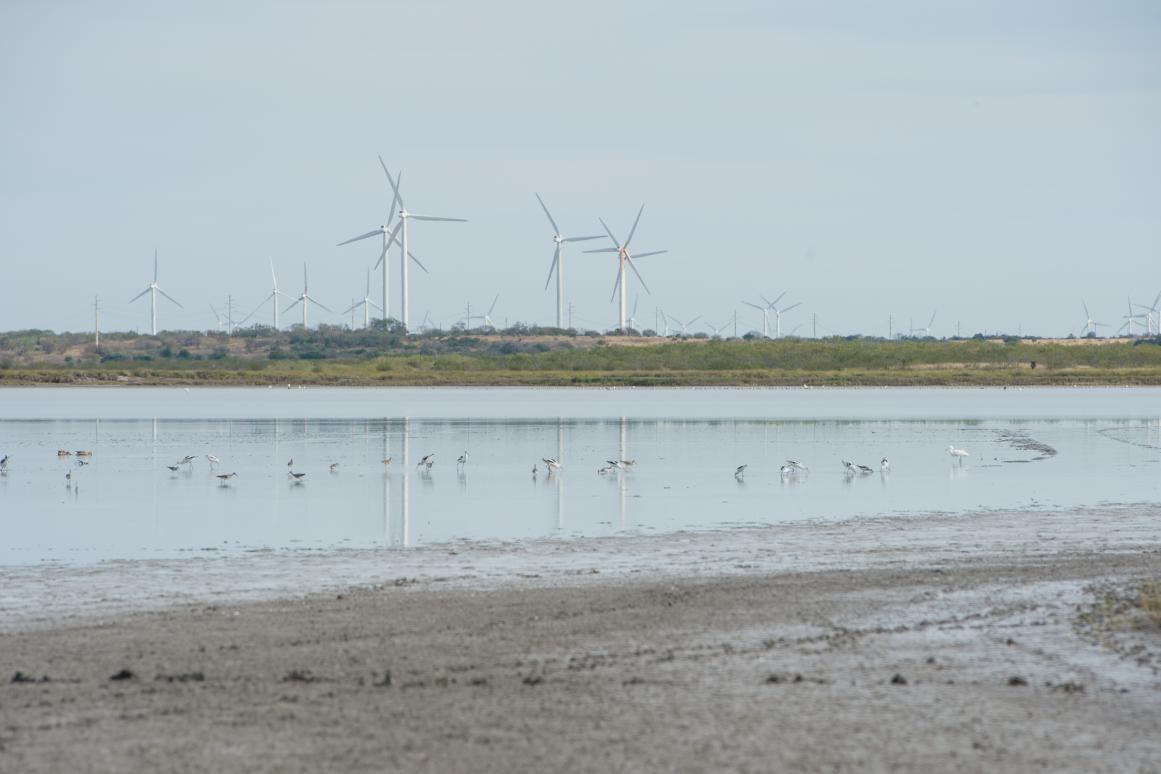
1,0,1159,338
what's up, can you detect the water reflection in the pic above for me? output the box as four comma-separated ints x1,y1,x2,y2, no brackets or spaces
0,414,1159,564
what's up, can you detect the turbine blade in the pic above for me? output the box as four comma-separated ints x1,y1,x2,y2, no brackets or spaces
781,302,802,314
270,258,278,289
156,287,183,308
307,297,333,314
381,158,405,211
488,294,499,315
284,299,301,313
609,267,622,303
624,203,645,248
583,247,619,254
626,256,651,295
337,229,382,246
742,301,764,310
631,250,667,259
562,235,604,243
373,239,388,270
535,193,560,235
597,217,621,248
408,251,430,274
341,301,360,315
408,215,467,222
368,300,384,312
544,246,560,291
1082,299,1090,318
129,287,151,303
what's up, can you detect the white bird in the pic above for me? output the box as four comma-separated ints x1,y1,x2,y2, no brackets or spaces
598,465,614,475
842,460,857,473
735,464,747,477
620,459,636,467
780,465,794,476
605,459,623,469
543,457,561,471
786,460,808,471
947,445,969,463
417,453,435,469
206,454,220,468
457,451,468,468
881,458,890,472
179,455,196,465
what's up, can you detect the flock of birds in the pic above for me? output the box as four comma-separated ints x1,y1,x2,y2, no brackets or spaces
0,444,974,489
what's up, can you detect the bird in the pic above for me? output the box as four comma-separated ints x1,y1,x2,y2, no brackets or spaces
598,465,614,475
0,455,8,469
216,472,237,484
381,457,393,467
417,453,434,469
532,464,539,477
57,450,73,457
206,454,220,468
287,458,294,468
457,451,468,468
947,445,970,463
543,457,562,471
288,471,306,480
735,464,747,478
75,458,89,466
620,459,636,468
881,458,890,472
65,470,73,484
780,465,794,476
786,460,808,471
75,451,93,457
166,464,179,472
329,463,339,473
605,459,623,469
857,464,873,475
179,455,196,465
842,460,857,473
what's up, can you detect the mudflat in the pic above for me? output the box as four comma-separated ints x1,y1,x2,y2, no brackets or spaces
2,536,1159,773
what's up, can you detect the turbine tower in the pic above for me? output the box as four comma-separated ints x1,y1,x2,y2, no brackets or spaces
536,193,602,329
241,258,291,330
1133,291,1161,336
342,268,384,329
129,249,182,336
382,166,467,331
773,300,802,339
283,263,332,329
584,204,668,333
337,157,409,324
742,292,785,338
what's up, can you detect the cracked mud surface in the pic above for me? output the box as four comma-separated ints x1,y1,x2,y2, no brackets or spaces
2,547,1159,773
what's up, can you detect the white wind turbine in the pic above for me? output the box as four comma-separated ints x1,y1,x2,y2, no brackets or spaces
1133,291,1161,336
283,263,332,329
342,268,384,329
704,320,731,338
773,299,802,339
742,292,786,338
666,313,701,336
1118,297,1146,336
536,193,603,329
584,204,668,333
337,157,420,325
465,294,500,329
129,249,183,335
910,311,937,338
381,166,467,331
209,304,226,333
1080,300,1109,337
241,258,291,330
626,297,643,333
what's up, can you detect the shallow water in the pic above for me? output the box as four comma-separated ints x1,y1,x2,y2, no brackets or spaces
1,387,1159,565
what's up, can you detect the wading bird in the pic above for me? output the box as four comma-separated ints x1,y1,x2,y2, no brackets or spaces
735,464,747,478
206,454,220,468
543,457,561,471
417,453,434,469
881,458,890,472
288,471,306,481
329,463,339,473
786,460,808,472
947,445,969,463
457,451,467,469
216,472,237,485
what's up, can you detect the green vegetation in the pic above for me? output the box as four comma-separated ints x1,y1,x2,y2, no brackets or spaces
2,326,1161,386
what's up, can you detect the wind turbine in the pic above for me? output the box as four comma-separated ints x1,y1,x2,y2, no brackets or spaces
666,313,701,336
911,311,937,338
1133,291,1161,336
381,165,467,331
773,300,802,339
129,249,182,335
209,304,226,333
704,320,731,338
283,263,332,329
1118,297,1146,336
342,268,384,329
584,204,668,333
1080,300,1109,337
626,297,643,333
464,294,500,329
241,258,291,330
536,193,603,329
337,156,409,324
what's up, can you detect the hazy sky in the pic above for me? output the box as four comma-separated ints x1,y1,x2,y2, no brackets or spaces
2,1,1158,337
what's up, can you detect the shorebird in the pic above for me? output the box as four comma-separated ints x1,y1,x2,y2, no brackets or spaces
417,453,434,469
216,472,237,485
75,458,89,466
206,454,221,468
842,460,857,473
65,470,73,484
532,464,539,477
75,451,93,457
620,459,636,468
543,457,562,471
881,458,890,472
598,465,614,475
57,450,72,457
780,465,794,476
0,455,8,469
605,459,623,469
947,445,969,463
329,462,339,472
857,464,874,475
287,458,294,468
735,464,747,478
288,471,306,480
786,460,808,472
381,457,393,467
166,464,179,472
179,455,196,465
457,451,468,469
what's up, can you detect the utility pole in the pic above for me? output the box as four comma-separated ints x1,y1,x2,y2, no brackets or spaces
957,320,961,338
93,296,100,348
226,295,236,335
888,315,893,340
